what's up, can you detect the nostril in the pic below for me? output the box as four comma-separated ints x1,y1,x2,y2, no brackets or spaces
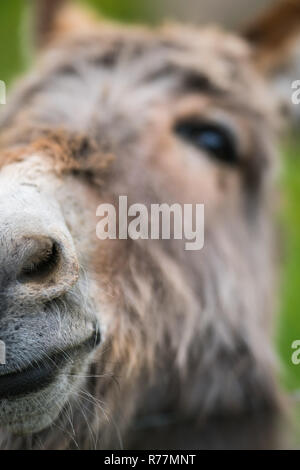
18,238,61,284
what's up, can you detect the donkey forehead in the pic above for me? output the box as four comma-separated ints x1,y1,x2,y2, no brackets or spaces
49,26,250,84
0,25,276,159
38,25,269,114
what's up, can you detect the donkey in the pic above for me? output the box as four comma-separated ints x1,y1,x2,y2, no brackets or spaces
0,0,299,449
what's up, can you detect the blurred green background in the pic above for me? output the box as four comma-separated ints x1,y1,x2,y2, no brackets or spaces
0,0,299,392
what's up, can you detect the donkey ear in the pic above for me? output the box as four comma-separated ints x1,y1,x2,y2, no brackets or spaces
242,0,300,123
242,0,300,72
33,0,98,49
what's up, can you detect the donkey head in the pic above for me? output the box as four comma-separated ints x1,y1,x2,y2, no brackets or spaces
0,0,299,449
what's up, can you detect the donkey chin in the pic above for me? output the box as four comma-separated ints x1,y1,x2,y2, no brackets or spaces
0,284,101,434
0,280,101,434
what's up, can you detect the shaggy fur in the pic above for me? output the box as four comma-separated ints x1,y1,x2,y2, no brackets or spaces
0,1,296,449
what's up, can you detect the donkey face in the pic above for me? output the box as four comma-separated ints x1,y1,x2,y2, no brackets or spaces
0,2,298,448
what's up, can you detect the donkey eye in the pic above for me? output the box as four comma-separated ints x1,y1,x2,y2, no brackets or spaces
174,120,239,166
